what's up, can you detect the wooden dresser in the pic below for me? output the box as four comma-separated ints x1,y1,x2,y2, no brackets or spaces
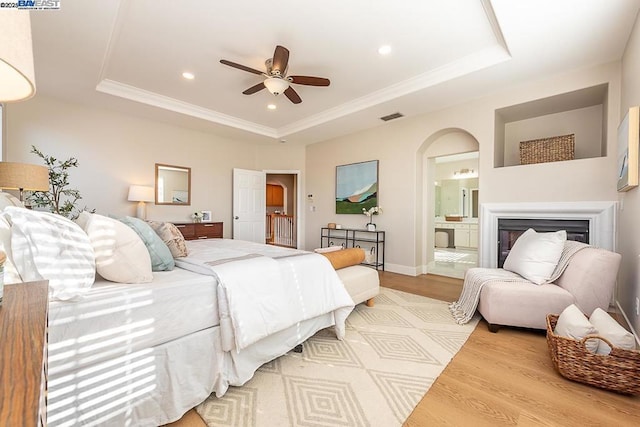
174,222,223,240
0,280,49,427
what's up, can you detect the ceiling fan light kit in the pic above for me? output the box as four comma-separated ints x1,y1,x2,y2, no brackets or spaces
264,77,290,95
220,45,330,104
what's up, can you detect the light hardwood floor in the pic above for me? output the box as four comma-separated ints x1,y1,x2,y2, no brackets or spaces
168,271,640,427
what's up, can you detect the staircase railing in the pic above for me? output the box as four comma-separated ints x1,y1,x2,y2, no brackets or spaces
266,213,296,248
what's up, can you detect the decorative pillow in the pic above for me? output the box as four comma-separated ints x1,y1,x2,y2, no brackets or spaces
120,217,175,271
4,207,95,300
77,211,153,283
320,248,365,270
554,304,599,353
589,308,636,354
0,191,25,210
146,220,189,258
0,215,23,284
503,228,566,285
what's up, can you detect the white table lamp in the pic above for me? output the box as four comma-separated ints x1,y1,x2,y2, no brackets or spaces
128,185,154,219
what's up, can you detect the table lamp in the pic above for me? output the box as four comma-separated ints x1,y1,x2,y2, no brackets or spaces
128,185,154,219
0,162,49,202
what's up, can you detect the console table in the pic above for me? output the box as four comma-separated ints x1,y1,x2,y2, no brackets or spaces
174,222,223,240
320,227,385,270
0,280,49,427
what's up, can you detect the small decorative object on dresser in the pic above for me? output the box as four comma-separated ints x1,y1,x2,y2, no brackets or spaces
201,210,212,222
174,222,223,240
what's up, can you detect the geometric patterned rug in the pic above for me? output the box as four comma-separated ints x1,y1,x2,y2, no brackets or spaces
196,287,480,426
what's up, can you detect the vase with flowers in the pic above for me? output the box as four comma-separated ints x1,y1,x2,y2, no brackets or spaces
192,211,203,223
362,206,382,231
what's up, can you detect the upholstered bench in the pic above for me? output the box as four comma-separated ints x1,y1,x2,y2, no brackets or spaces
316,247,380,306
337,265,380,306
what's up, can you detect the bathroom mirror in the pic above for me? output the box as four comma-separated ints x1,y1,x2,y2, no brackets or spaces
155,163,191,205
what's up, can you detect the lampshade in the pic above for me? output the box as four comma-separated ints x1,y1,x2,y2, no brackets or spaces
127,185,154,202
263,77,290,95
0,10,36,102
0,162,49,194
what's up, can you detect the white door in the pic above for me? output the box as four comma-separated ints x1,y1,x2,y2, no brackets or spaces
233,168,266,242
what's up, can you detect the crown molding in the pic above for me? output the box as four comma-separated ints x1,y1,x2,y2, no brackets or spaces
96,79,278,138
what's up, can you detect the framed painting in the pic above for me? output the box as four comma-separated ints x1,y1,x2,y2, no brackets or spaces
617,106,639,192
336,160,378,214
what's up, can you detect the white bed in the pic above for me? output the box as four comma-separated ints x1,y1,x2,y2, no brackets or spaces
46,239,353,426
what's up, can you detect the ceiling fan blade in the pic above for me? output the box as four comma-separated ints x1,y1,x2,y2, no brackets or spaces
243,82,266,95
271,45,290,75
220,59,264,75
289,76,330,86
284,86,302,104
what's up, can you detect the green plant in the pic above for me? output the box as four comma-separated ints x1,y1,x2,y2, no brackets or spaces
27,146,91,219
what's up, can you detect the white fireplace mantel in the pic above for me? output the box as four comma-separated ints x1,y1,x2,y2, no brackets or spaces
480,201,617,268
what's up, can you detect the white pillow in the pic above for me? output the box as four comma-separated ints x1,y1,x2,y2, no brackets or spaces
554,304,599,353
0,215,23,284
4,207,95,300
0,191,25,210
503,228,566,285
77,211,152,283
589,308,636,354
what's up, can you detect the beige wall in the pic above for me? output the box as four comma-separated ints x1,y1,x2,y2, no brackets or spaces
5,96,306,236
305,61,621,274
619,11,640,338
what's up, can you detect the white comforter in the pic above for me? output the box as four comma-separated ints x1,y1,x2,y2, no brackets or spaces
175,239,354,351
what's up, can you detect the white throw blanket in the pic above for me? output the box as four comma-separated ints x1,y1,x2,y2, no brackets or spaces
175,239,354,351
449,240,589,324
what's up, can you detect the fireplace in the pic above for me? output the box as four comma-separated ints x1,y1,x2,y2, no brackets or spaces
480,202,617,268
497,218,590,267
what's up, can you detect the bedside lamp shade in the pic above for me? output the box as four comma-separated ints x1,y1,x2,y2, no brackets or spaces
128,185,154,219
0,162,49,201
0,10,36,102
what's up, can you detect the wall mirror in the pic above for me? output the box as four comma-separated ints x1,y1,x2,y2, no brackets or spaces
155,163,191,205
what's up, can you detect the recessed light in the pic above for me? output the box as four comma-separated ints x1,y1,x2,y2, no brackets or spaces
378,45,392,55
182,72,195,80
267,104,277,110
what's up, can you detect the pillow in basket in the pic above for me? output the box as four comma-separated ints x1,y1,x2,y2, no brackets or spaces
589,308,636,355
554,304,599,353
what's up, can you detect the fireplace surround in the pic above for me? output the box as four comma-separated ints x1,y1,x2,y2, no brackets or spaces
480,202,617,268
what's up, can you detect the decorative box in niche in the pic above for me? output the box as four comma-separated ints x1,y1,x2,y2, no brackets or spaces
519,133,575,165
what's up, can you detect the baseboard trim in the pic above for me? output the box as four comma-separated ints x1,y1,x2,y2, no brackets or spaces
385,263,419,276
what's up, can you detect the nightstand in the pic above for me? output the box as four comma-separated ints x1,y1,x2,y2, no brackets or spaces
173,222,223,240
0,280,49,426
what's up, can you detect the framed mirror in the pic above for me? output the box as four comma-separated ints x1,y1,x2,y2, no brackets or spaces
155,163,191,205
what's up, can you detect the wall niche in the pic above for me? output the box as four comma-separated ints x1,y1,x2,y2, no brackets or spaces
494,84,608,168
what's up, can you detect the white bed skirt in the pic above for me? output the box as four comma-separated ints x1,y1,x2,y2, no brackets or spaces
48,314,335,426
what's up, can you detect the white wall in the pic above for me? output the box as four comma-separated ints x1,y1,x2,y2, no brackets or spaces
305,61,621,275
618,10,640,338
5,96,306,236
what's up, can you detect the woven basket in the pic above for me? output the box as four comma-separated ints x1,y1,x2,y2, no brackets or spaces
546,314,640,395
520,134,575,165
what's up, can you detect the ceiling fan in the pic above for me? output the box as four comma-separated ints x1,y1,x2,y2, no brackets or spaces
219,45,330,104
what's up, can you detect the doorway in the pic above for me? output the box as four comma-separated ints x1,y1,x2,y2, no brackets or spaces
430,152,479,278
266,172,298,248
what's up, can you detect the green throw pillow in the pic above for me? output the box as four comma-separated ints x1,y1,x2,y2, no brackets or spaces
119,216,175,271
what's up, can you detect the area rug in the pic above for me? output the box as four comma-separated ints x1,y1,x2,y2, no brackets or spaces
196,287,480,427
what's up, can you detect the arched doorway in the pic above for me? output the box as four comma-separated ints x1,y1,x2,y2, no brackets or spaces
416,128,480,278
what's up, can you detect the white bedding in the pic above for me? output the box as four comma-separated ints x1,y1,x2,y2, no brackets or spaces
47,238,353,426
48,268,218,376
175,239,354,351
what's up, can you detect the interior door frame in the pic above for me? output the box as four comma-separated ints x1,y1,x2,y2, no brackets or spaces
264,169,303,249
